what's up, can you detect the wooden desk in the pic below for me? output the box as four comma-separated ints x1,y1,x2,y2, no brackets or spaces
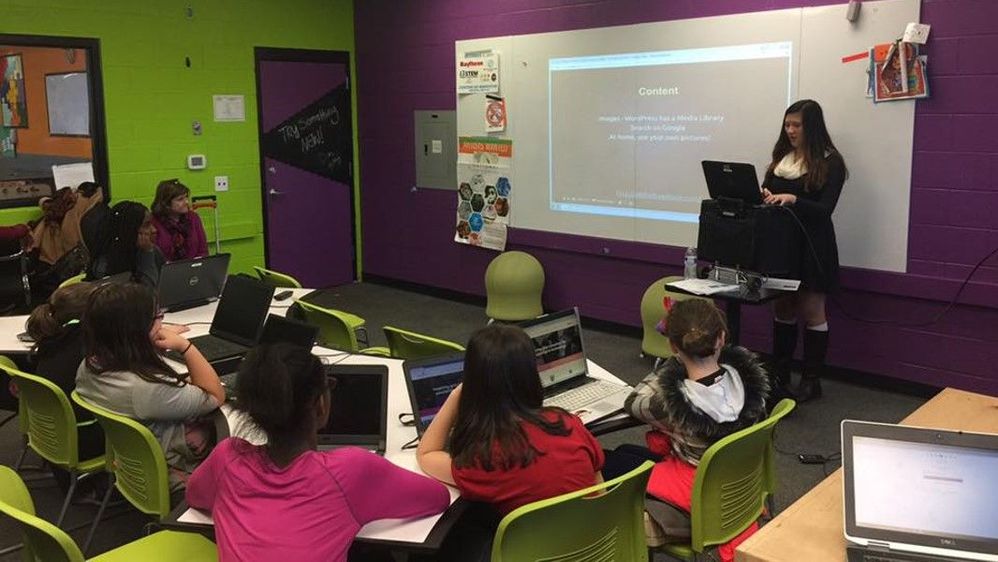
736,388,998,562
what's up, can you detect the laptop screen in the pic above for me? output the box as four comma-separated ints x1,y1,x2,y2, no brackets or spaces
843,420,998,558
258,314,318,349
320,365,388,445
518,308,587,388
158,254,230,311
403,354,464,431
210,275,275,345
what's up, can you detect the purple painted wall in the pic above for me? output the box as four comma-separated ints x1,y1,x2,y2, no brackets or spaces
355,0,998,395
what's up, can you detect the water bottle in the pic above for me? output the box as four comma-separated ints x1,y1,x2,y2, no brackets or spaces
684,247,698,279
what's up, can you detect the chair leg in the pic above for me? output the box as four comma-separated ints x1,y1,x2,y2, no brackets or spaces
653,357,663,370
764,495,775,521
56,472,80,528
82,477,114,555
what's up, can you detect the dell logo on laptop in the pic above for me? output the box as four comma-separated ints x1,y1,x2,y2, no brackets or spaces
940,538,956,546
188,276,199,286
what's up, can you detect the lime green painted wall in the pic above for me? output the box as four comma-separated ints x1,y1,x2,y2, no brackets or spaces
1,0,359,276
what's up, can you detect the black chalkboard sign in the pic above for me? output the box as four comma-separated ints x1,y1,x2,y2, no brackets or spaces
261,84,352,183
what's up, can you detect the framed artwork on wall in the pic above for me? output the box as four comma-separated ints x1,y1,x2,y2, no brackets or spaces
1,53,28,127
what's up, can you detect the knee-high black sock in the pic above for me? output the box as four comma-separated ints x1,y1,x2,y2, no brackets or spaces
771,321,798,386
802,328,829,380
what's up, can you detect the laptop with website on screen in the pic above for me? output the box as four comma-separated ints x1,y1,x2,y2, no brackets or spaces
517,308,630,425
318,364,389,455
841,420,998,562
402,352,465,436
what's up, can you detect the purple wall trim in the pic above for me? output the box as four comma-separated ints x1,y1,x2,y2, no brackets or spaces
355,0,998,395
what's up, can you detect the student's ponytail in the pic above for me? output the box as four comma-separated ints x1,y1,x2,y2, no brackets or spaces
26,282,98,345
236,344,327,441
665,299,727,359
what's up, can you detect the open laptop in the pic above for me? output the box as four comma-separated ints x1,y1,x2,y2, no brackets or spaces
842,420,998,562
402,352,465,435
518,308,630,425
218,315,321,394
319,364,389,454
701,161,764,205
158,253,230,312
171,274,275,363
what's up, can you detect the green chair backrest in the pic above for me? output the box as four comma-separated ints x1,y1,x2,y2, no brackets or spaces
687,398,797,552
57,273,86,290
639,275,710,360
491,461,654,562
0,355,27,436
0,466,86,562
383,326,465,360
763,398,796,502
3,365,81,469
485,251,545,322
71,391,171,520
254,266,302,289
291,300,360,352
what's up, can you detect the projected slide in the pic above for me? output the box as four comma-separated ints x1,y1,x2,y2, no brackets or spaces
548,43,793,223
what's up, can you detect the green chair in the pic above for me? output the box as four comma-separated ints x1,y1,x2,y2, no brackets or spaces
253,266,302,289
491,461,654,561
763,398,796,517
70,391,173,553
1,354,39,473
639,276,711,369
57,273,87,290
3,366,105,527
657,398,797,560
291,300,389,356
0,465,218,562
383,326,465,359
485,251,545,322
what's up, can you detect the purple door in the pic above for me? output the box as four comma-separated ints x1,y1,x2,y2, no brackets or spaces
256,49,355,288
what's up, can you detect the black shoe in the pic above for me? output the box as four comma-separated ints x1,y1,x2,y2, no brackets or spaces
792,376,822,402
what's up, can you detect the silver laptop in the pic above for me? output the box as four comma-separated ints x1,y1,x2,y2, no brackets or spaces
318,364,389,455
842,420,998,562
157,253,230,312
518,308,630,425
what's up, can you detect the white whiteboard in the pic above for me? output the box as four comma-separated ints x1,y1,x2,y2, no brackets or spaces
457,0,918,273
45,72,90,136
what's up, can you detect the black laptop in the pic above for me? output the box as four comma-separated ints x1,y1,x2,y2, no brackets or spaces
158,254,230,312
701,160,764,205
218,315,321,393
173,274,275,363
402,353,465,435
318,364,389,454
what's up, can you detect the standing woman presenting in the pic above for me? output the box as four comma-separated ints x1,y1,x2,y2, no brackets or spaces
761,99,847,402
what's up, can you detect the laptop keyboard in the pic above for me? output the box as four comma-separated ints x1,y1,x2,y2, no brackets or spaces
545,380,628,412
166,336,246,362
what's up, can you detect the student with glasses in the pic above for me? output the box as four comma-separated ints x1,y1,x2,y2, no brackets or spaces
75,282,224,491
150,179,209,261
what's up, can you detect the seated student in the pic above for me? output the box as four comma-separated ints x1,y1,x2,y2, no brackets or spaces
87,201,164,286
25,282,104,471
186,344,450,562
75,282,224,490
417,323,604,511
613,298,770,561
150,179,208,261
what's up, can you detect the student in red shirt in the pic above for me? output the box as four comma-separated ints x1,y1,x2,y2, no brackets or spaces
416,324,604,559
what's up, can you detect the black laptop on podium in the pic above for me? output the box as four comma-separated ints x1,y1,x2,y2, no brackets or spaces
701,160,764,205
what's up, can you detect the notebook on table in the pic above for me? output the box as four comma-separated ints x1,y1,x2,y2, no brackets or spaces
517,307,630,425
842,420,998,562
157,253,230,312
402,352,465,435
168,274,274,363
318,364,389,455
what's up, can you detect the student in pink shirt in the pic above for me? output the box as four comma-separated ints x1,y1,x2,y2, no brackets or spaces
185,344,450,562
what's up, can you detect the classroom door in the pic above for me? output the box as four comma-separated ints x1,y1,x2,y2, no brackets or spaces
256,48,356,288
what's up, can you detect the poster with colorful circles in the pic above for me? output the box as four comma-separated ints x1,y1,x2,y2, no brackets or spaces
455,137,512,250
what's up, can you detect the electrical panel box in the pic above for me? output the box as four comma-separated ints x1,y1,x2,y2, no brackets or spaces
413,111,456,190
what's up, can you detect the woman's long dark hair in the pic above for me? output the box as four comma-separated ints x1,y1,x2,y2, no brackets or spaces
81,282,184,385
767,99,847,192
236,344,329,446
104,201,149,278
450,324,570,471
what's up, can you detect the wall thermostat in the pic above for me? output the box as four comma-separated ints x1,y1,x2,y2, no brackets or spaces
187,154,207,170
